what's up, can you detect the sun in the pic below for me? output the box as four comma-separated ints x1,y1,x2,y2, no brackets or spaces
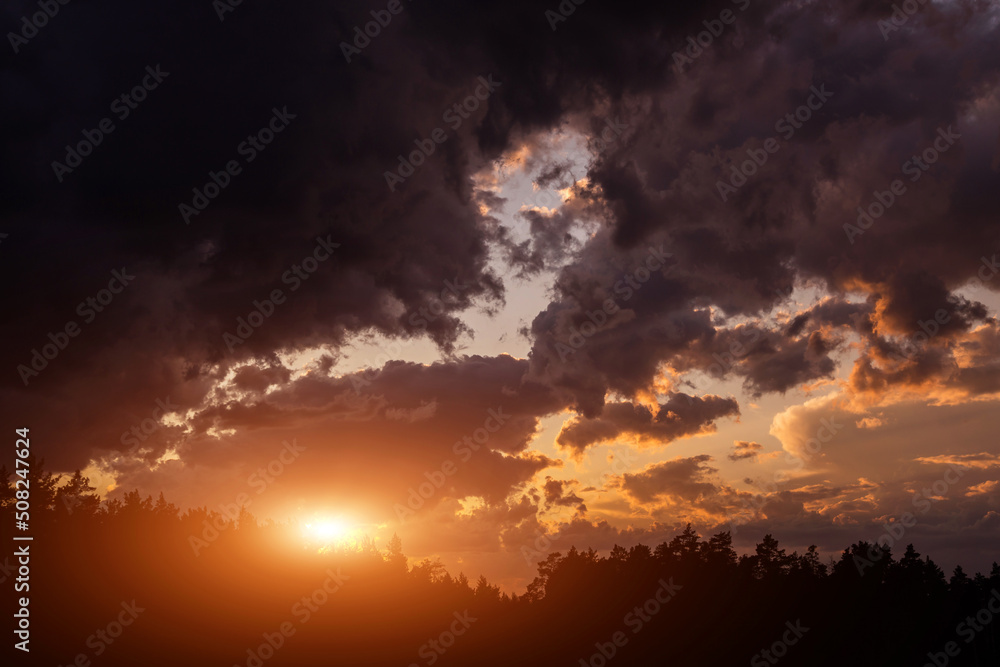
302,517,355,548
306,519,348,540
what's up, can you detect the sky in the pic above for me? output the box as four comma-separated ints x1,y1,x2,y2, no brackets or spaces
2,0,1000,590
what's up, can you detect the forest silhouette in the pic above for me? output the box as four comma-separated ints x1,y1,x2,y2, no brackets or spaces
3,459,999,667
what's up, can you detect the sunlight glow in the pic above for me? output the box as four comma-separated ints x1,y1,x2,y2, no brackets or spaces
302,516,358,549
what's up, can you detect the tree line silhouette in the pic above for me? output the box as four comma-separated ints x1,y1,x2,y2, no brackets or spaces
2,459,998,666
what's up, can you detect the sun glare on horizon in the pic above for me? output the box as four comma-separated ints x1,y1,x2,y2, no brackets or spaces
302,516,358,549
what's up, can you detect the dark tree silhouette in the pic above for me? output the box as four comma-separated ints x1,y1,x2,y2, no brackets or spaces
2,467,998,666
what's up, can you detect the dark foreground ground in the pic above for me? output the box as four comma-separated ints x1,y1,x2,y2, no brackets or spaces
3,477,999,667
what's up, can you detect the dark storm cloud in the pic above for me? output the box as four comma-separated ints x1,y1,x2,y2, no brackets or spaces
618,454,720,504
785,297,872,336
1,0,523,469
3,0,1000,524
2,0,733,468
494,204,586,278
667,323,844,397
111,355,565,510
542,477,587,513
556,393,740,455
231,362,292,394
518,0,1000,410
534,161,575,189
871,272,988,336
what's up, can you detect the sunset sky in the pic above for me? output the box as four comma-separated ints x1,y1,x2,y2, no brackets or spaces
3,0,1000,591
